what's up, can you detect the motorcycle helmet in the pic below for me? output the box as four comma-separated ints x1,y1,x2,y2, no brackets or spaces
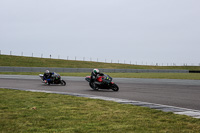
45,70,50,74
93,69,99,75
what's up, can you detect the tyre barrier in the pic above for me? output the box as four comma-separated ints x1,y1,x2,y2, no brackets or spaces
189,70,200,73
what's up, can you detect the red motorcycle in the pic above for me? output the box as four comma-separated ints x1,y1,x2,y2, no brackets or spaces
85,74,119,91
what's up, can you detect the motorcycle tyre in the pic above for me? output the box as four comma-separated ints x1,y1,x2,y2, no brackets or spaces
112,83,119,91
90,82,99,90
61,80,66,86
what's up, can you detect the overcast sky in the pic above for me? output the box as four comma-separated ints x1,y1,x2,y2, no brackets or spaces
0,0,200,65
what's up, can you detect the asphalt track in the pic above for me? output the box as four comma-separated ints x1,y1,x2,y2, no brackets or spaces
0,75,200,111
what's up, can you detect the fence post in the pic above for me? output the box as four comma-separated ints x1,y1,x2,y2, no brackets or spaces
10,51,12,55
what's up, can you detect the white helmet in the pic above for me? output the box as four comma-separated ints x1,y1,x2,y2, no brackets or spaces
45,70,50,74
93,69,99,74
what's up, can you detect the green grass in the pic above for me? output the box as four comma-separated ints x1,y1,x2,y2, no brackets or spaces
1,55,200,70
1,72,200,80
1,88,200,132
1,55,200,80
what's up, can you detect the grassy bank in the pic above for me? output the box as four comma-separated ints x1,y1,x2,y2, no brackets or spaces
1,72,200,80
1,88,200,132
1,55,200,70
1,55,200,80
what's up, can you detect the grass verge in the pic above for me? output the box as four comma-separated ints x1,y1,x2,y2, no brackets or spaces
1,55,200,70
0,72,200,80
1,88,200,132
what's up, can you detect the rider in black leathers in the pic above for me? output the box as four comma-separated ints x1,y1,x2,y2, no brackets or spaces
90,69,104,89
90,69,99,82
43,70,55,84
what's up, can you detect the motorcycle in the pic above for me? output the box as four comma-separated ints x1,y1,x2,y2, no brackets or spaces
85,74,119,91
39,72,66,86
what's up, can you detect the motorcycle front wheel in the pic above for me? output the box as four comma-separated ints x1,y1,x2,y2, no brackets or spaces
112,83,119,91
60,80,66,86
89,82,99,90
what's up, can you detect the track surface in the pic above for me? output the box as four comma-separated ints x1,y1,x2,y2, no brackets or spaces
0,75,200,111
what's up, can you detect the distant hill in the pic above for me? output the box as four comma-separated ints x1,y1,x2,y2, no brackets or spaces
1,55,200,70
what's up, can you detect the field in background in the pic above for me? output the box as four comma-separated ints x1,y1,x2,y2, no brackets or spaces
1,88,200,132
1,55,200,70
1,55,200,80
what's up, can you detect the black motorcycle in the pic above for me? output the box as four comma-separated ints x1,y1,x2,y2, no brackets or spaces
85,74,119,91
39,72,66,86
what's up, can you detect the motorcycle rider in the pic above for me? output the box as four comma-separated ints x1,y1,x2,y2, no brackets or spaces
43,70,55,84
90,69,99,83
90,69,104,89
